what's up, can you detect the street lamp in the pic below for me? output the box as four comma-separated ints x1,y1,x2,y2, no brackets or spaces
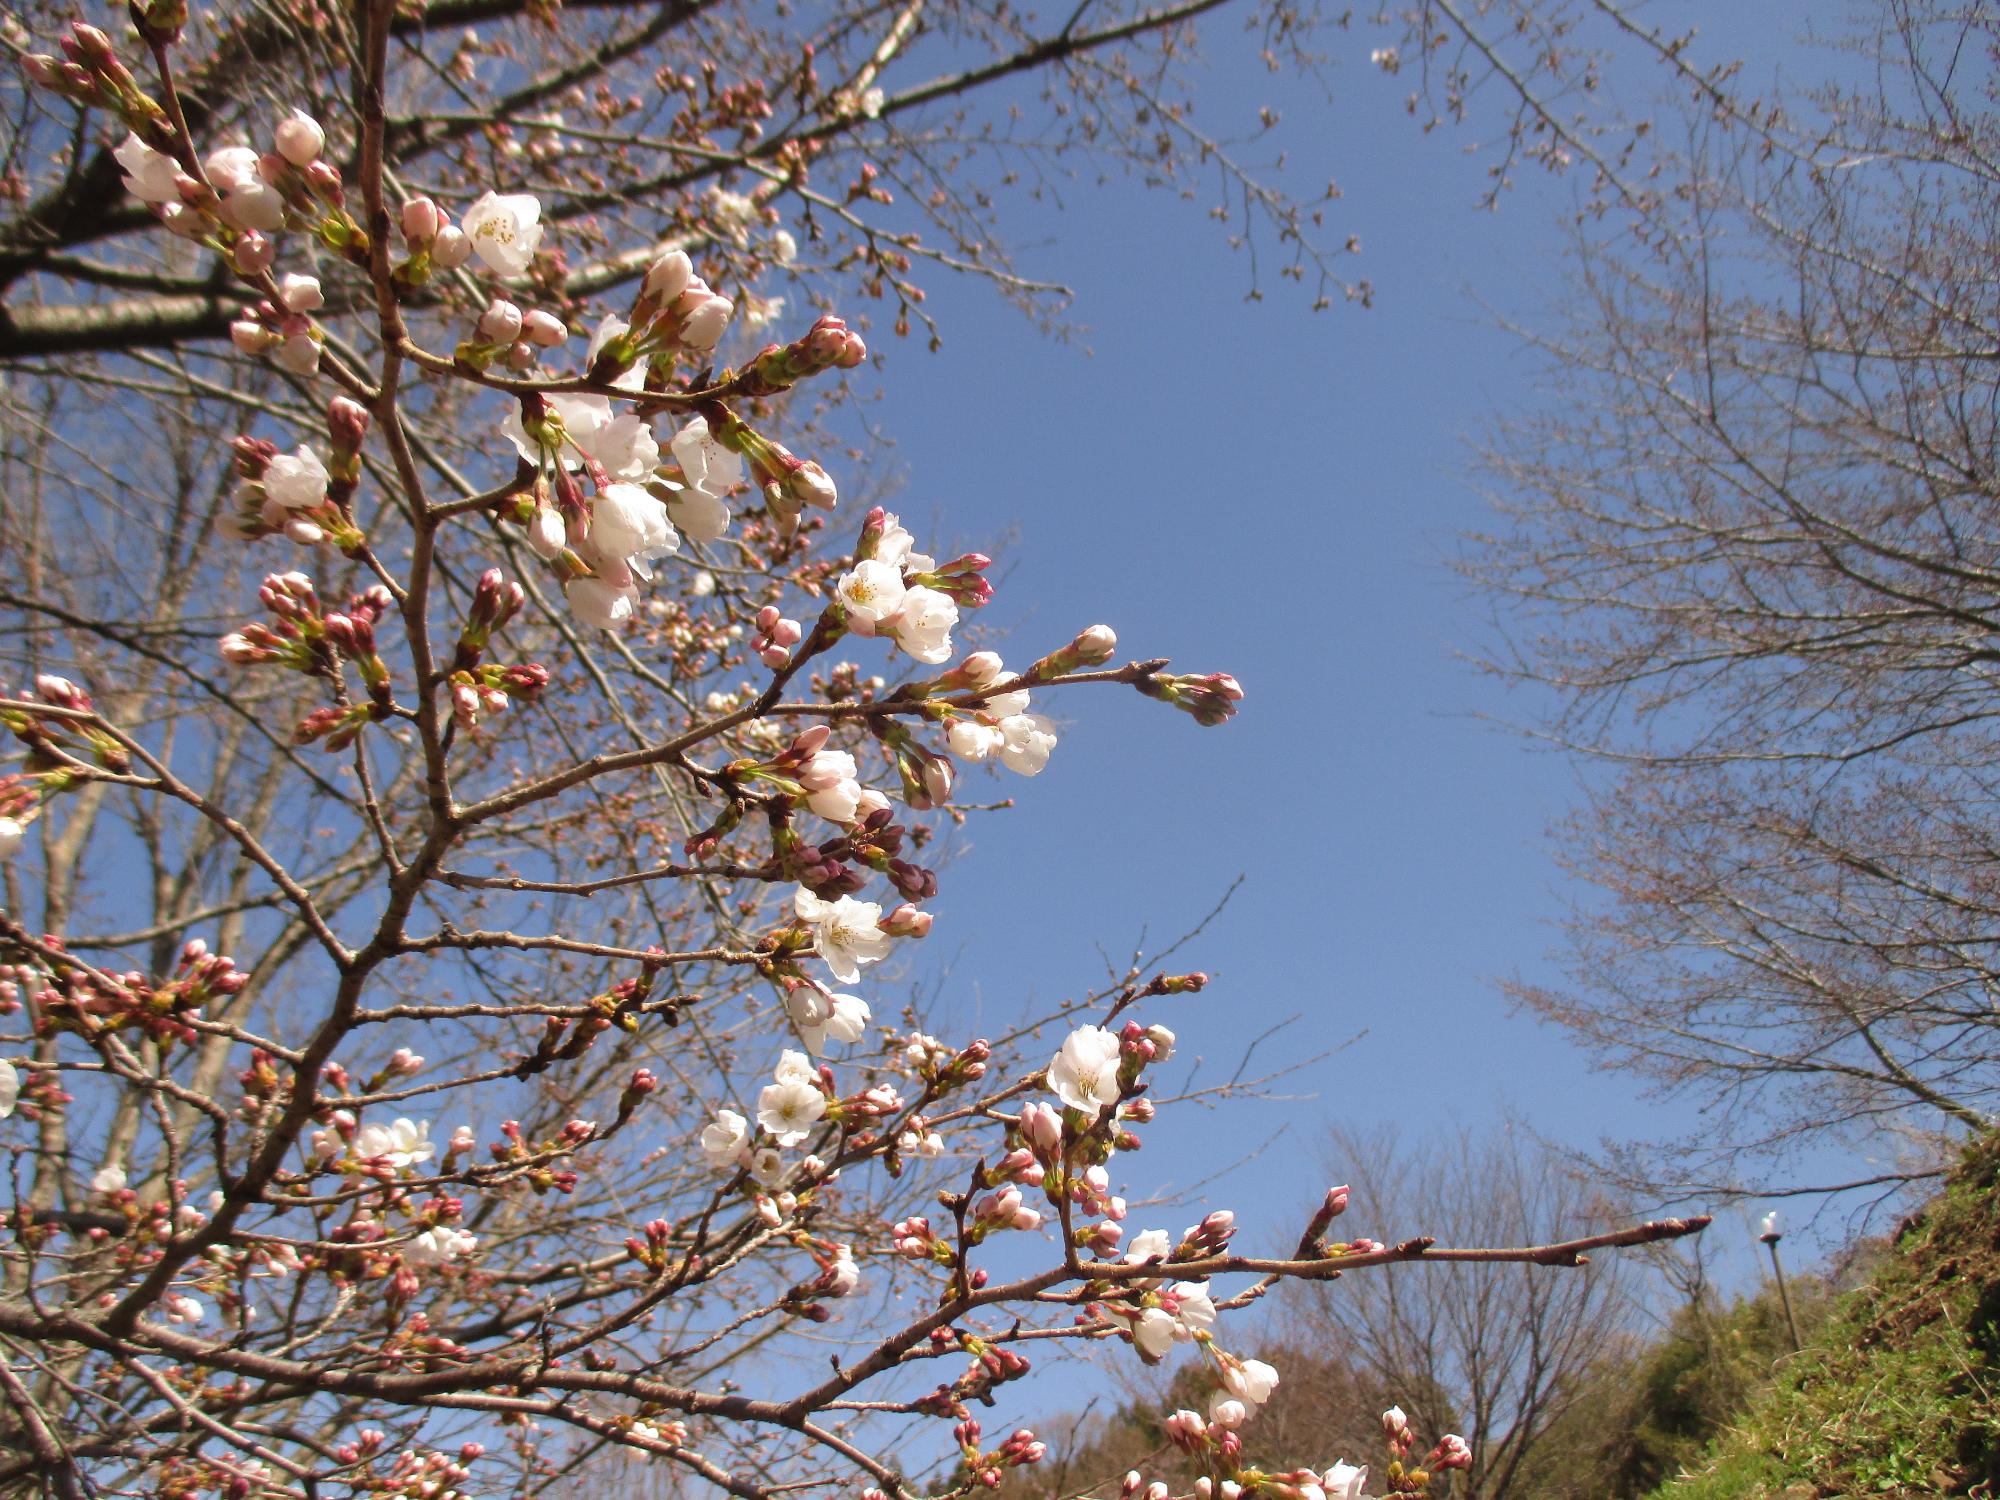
1759,1211,1802,1352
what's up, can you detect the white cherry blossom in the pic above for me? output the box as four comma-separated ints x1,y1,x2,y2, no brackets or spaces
566,575,637,630
885,584,958,664
1222,1357,1279,1405
263,446,329,510
405,1225,477,1265
671,417,745,494
586,483,678,577
666,483,731,544
837,560,906,634
999,713,1058,776
785,986,870,1054
352,1117,433,1170
1166,1281,1216,1339
773,1049,817,1085
91,1165,128,1194
756,1078,826,1147
462,191,544,275
1132,1306,1176,1359
114,133,181,202
793,887,892,983
1048,1025,1124,1119
1322,1462,1369,1499
0,1059,17,1118
699,1108,749,1167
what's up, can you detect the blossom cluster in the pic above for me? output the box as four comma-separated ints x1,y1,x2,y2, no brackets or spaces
0,22,1317,1500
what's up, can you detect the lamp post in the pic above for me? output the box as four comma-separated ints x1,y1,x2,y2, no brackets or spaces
1759,1211,1802,1352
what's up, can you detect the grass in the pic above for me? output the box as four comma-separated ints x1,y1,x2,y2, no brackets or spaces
1654,1134,2000,1499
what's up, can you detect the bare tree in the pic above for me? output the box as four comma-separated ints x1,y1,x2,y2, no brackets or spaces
1280,1126,1639,1499
1467,0,2000,1205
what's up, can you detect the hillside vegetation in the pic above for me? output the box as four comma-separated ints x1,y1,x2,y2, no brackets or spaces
1656,1139,2000,1499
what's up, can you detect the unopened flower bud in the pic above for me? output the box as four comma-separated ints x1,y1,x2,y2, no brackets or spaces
1071,623,1118,664
522,309,568,347
231,319,277,354
275,110,325,167
478,298,522,344
328,396,370,452
278,274,322,314
431,225,472,269
643,247,693,301
231,231,275,275
402,196,442,243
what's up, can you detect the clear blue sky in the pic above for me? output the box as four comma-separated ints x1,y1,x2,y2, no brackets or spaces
818,0,1855,1294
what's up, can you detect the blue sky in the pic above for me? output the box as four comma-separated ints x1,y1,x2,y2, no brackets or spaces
818,0,1858,1294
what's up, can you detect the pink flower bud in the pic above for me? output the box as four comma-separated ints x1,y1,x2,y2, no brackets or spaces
231,231,275,275
230,319,277,354
279,274,323,313
522,309,568,347
1325,1184,1351,1218
643,247,693,300
880,903,931,939
504,340,537,371
275,110,325,167
477,298,522,344
1071,623,1118,664
1019,1101,1063,1153
402,196,441,243
328,396,371,451
1428,1434,1472,1471
960,651,1005,687
431,225,472,269
273,332,321,376
303,159,342,200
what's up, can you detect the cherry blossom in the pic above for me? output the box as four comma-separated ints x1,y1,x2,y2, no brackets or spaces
1132,1306,1177,1359
1165,1280,1217,1340
999,712,1059,775
462,190,544,275
404,1225,478,1265
837,560,906,634
885,584,958,664
351,1117,434,1170
114,133,181,202
565,575,637,631
1049,1025,1125,1119
699,1109,749,1168
584,483,679,578
756,1077,826,1147
0,817,22,859
793,887,893,983
1322,1462,1370,1499
1221,1357,1280,1406
785,986,870,1054
263,446,329,511
0,1059,19,1118
275,109,324,166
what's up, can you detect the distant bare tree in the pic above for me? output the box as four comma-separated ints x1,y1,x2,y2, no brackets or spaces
1468,0,2000,1205
1283,1126,1639,1500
